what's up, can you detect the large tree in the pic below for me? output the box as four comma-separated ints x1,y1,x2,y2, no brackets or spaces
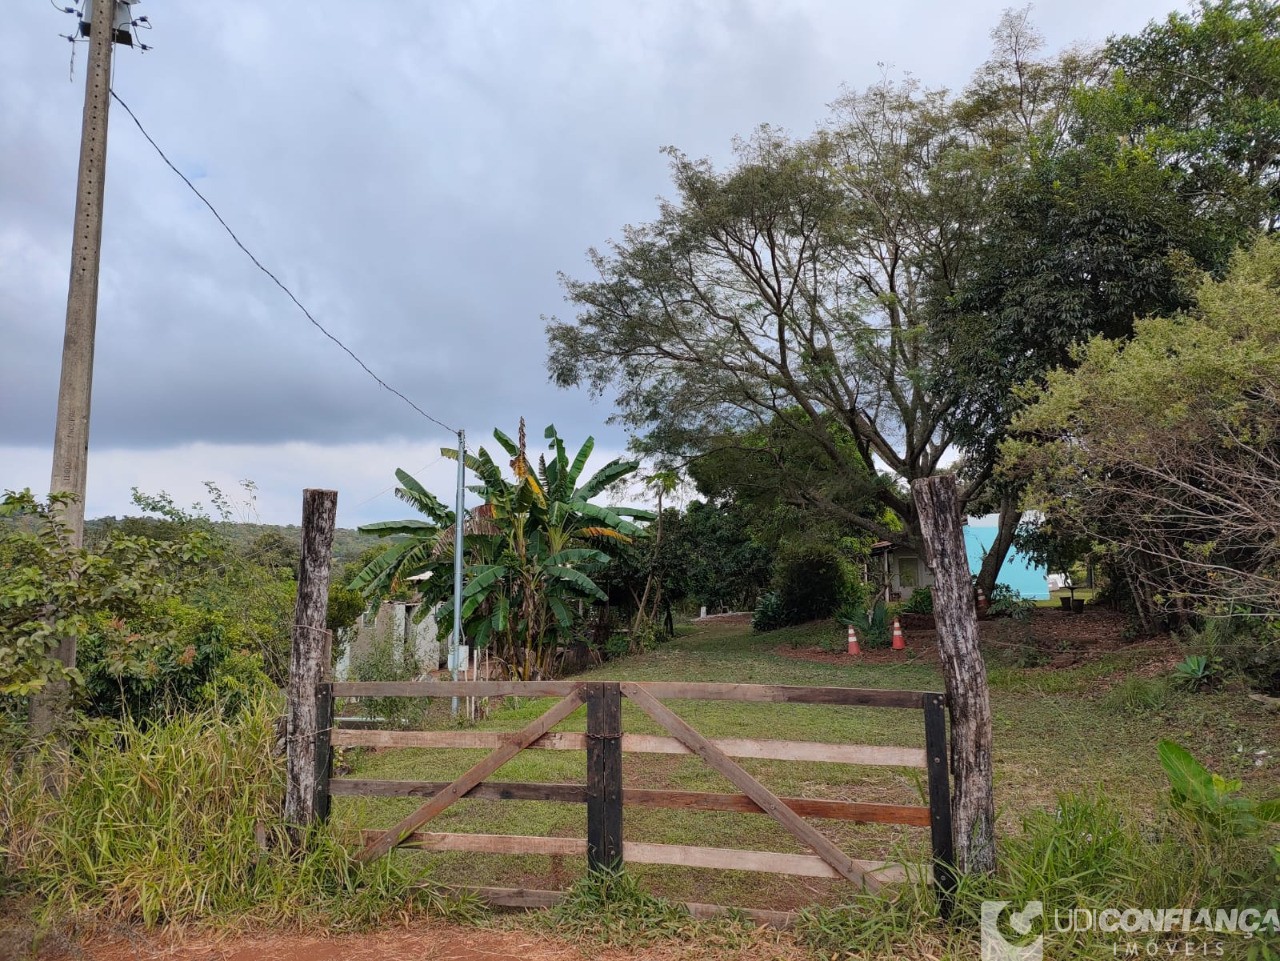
941,0,1280,477
1006,237,1280,630
547,16,1099,590
548,113,988,555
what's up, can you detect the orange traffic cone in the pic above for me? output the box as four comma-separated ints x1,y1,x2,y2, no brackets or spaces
975,587,989,616
847,624,862,656
891,616,907,650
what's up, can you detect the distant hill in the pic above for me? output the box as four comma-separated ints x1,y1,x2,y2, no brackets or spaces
84,517,385,569
210,522,386,568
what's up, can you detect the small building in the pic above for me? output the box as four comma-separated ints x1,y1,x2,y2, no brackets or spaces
336,598,441,680
868,515,1049,601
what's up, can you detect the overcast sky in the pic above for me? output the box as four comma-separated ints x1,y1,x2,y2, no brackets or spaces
1,0,1182,527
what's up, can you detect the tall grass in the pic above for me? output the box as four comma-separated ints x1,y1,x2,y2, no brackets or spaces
0,698,463,931
795,793,1279,960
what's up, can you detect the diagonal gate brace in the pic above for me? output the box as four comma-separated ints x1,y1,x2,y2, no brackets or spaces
355,689,586,863
619,682,877,891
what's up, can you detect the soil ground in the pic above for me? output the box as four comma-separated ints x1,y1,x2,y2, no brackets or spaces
34,924,797,961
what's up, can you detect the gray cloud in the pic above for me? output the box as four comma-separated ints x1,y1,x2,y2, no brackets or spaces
2,0,1176,518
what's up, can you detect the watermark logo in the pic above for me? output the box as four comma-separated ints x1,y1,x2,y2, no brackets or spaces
982,900,1044,961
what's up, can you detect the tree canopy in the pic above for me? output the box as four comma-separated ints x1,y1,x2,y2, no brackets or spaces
1006,236,1280,627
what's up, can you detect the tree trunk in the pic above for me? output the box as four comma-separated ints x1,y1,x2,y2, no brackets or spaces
284,489,338,842
975,493,1021,598
912,476,997,876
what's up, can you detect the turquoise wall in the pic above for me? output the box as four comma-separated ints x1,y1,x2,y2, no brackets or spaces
963,524,1049,600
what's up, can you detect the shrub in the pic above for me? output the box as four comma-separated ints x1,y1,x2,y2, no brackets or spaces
349,627,427,729
836,599,891,649
771,543,853,625
900,587,934,615
1183,616,1280,696
79,612,270,722
988,583,1034,620
751,591,788,633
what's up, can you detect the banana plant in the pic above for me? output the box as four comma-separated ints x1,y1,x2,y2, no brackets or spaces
352,420,654,678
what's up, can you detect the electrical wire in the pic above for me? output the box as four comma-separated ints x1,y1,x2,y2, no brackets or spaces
108,88,460,436
350,453,447,511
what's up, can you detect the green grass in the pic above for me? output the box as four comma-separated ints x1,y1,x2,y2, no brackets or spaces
334,618,1280,915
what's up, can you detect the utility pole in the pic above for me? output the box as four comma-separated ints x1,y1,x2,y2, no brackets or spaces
451,429,465,716
33,0,131,736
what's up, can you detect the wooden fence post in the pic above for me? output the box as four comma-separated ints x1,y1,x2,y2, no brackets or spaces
284,488,338,841
585,682,623,871
315,681,334,823
922,693,955,917
911,475,996,876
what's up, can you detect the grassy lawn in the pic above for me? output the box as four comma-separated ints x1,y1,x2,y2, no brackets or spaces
333,617,1280,912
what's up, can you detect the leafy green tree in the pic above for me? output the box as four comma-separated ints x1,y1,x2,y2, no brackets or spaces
942,1,1279,487
1,490,269,731
546,19,1097,587
1007,237,1280,629
353,422,653,678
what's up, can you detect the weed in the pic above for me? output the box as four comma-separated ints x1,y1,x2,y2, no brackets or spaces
1104,676,1171,715
1173,653,1221,692
541,867,754,948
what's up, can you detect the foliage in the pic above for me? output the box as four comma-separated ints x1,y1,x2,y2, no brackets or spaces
775,542,854,624
1158,739,1280,837
686,414,884,556
900,588,934,615
1008,238,1280,630
548,83,1014,547
0,700,462,929
542,867,751,948
798,790,1278,960
1173,654,1220,693
745,542,855,632
353,422,653,679
1183,615,1280,697
654,501,773,613
837,599,891,649
0,490,272,728
987,584,1034,621
347,628,427,729
749,592,787,633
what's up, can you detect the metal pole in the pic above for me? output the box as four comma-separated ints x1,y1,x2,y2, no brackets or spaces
451,429,465,716
33,1,120,736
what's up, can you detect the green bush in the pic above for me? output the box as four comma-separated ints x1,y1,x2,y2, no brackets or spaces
349,627,427,729
900,587,934,615
750,591,788,632
762,542,854,630
1183,616,1280,696
79,611,270,722
988,583,1034,620
836,599,891,649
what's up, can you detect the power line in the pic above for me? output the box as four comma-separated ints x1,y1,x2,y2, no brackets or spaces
108,88,459,436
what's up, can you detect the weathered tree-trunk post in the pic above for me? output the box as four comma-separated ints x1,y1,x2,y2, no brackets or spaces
912,475,996,876
284,488,338,842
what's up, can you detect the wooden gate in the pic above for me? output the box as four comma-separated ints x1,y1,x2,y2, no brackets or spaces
319,680,955,921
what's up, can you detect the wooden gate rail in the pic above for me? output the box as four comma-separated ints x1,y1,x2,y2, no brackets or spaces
319,680,955,916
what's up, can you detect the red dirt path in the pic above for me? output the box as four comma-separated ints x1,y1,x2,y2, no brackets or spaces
38,924,796,961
